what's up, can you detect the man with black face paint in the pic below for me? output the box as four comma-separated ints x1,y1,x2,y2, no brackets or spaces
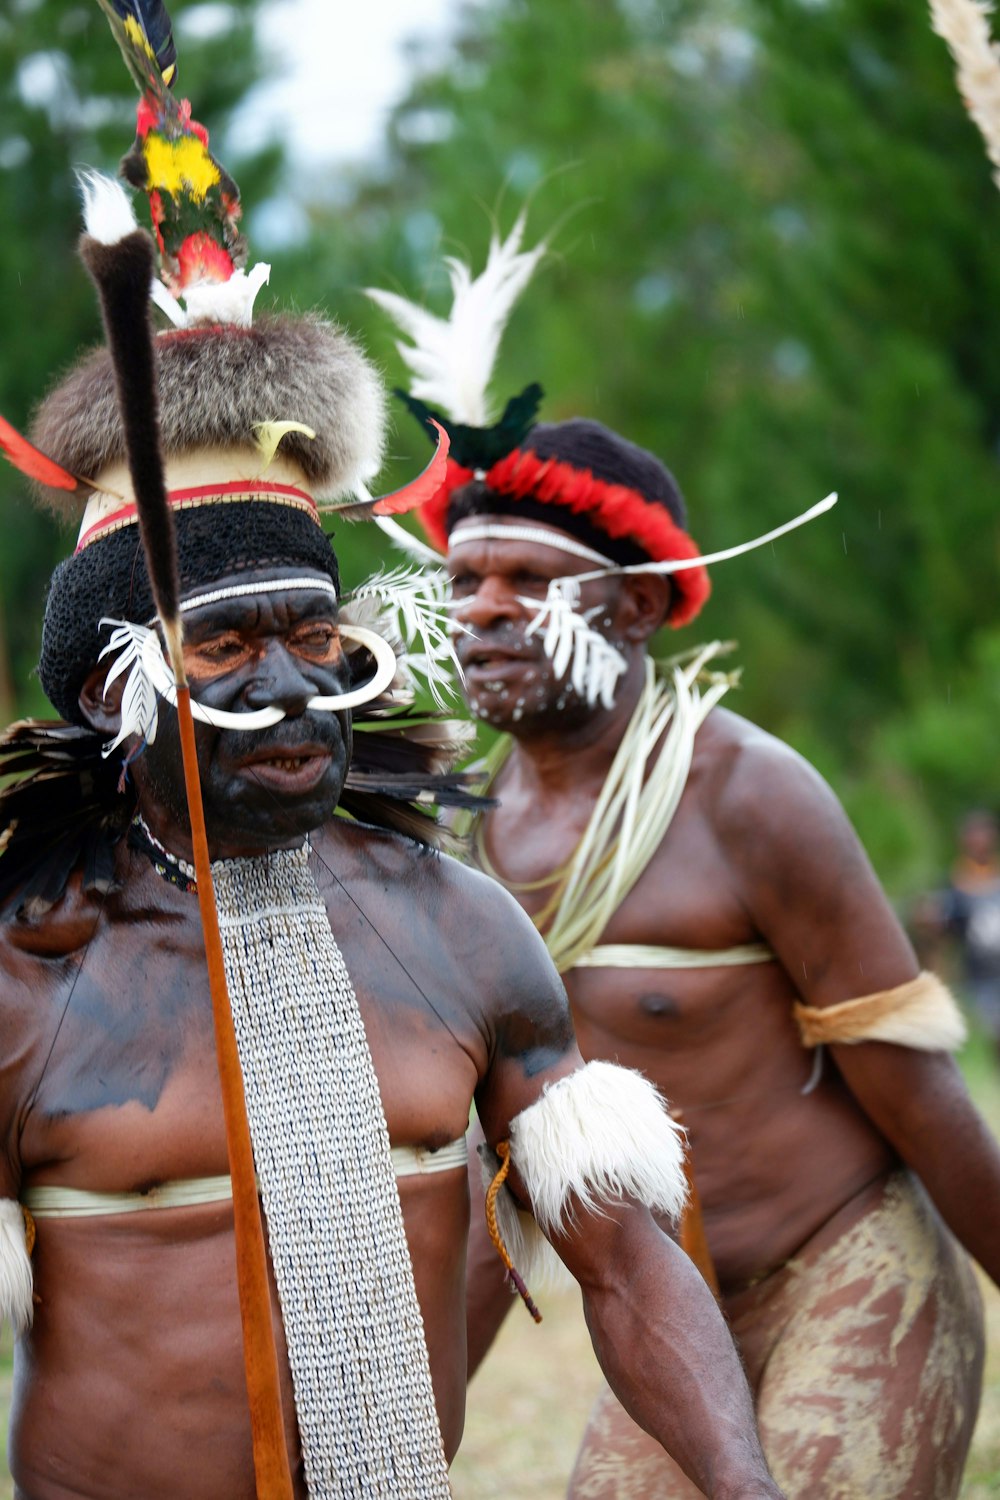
0,147,783,1500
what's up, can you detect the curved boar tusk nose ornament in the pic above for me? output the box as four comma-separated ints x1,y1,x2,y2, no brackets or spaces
303,624,399,713
99,621,398,747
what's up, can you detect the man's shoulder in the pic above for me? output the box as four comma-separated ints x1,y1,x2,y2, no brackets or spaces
693,706,850,851
314,816,545,941
694,705,815,787
314,817,565,1038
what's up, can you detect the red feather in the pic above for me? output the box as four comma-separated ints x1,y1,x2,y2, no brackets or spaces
0,413,81,493
372,421,451,516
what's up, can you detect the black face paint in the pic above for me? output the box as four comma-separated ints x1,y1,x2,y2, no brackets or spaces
128,576,355,855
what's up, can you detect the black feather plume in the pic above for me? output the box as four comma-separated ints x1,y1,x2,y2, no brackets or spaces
398,383,544,472
79,230,181,639
0,720,131,913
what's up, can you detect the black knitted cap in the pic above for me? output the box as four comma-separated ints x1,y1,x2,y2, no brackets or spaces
446,417,687,566
40,502,340,723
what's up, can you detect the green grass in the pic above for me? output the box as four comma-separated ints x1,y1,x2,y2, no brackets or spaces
0,1330,10,1500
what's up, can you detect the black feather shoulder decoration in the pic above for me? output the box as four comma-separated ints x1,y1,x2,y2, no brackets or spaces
0,721,133,915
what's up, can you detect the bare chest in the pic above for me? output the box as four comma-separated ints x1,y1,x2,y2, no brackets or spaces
16,895,477,1192
481,765,751,943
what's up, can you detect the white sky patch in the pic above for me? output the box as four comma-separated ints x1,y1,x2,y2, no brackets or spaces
234,0,463,169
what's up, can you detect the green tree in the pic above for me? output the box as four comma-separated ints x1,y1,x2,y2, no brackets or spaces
295,0,1000,887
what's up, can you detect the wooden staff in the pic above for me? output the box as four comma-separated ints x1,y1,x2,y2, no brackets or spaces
81,224,294,1498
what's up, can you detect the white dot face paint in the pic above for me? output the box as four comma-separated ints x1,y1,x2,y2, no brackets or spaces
449,525,630,729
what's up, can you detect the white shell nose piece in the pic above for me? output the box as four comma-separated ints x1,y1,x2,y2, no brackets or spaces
306,625,399,712
184,623,398,729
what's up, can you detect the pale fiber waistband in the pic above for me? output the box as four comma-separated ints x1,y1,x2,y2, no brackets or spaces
22,1136,468,1220
573,942,774,969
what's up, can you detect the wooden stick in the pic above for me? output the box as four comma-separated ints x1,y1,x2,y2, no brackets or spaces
671,1108,721,1298
175,680,295,1498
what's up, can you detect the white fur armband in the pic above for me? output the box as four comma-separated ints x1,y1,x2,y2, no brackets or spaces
508,1061,688,1238
0,1199,33,1334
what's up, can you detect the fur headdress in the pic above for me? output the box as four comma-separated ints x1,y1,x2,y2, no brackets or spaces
0,0,474,909
31,313,386,511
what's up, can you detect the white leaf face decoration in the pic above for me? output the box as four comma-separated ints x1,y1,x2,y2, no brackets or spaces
346,565,464,710
521,581,628,711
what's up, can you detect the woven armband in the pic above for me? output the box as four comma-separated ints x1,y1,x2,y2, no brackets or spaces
507,1060,688,1238
793,971,966,1052
0,1199,34,1334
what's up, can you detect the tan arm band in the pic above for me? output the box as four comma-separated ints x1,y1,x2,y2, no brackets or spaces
793,971,966,1052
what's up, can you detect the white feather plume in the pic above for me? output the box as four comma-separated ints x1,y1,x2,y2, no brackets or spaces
509,1061,688,1239
0,1200,33,1335
366,211,545,425
374,514,446,567
99,620,166,753
77,169,140,246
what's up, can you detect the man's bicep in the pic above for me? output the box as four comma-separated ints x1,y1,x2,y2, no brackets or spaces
721,739,917,1003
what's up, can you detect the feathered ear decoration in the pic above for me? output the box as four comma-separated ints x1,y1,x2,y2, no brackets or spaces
367,211,546,445
342,566,465,710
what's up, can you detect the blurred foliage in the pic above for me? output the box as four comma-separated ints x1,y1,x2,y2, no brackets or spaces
296,0,1000,896
3,0,1000,894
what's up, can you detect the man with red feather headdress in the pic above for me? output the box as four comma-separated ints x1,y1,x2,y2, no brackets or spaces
369,211,1000,1497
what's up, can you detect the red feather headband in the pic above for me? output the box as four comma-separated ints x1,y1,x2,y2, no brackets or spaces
419,448,710,628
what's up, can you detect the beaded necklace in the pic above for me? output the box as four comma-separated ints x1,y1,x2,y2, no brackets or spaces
129,815,198,893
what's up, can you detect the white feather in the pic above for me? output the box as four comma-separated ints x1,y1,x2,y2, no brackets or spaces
509,1061,688,1238
149,276,189,328
366,211,545,425
99,621,164,753
182,262,271,328
76,169,139,246
347,566,463,709
0,1200,33,1335
374,514,446,567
